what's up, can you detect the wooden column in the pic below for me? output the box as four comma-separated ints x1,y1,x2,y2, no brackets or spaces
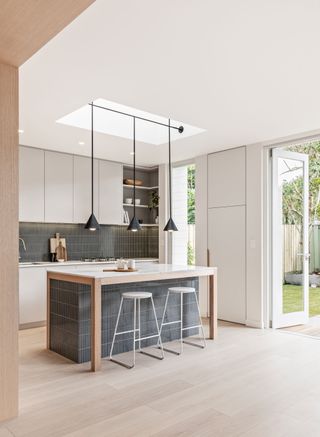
91,279,102,371
0,62,19,421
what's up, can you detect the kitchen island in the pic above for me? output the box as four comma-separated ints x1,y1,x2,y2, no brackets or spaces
47,263,217,371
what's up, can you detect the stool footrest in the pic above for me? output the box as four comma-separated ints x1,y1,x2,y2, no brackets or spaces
115,329,139,336
161,320,181,326
181,325,201,331
135,334,159,342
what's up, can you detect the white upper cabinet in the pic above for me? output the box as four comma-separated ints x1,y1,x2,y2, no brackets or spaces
73,156,99,224
19,146,45,222
99,160,122,225
44,151,74,223
208,147,246,208
19,146,124,225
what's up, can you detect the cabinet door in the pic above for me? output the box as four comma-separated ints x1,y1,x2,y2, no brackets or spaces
99,160,122,224
208,147,245,208
19,146,45,222
73,156,99,223
208,206,246,324
19,267,46,325
45,151,74,223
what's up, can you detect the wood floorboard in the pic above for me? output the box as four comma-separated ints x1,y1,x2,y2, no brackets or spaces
1,322,320,436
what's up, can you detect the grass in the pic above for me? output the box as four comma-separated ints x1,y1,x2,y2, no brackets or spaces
283,284,320,317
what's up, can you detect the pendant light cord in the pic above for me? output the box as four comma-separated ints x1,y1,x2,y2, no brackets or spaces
168,118,172,217
91,102,94,214
133,117,136,218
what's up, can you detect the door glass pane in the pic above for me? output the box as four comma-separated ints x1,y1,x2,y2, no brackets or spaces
279,158,305,314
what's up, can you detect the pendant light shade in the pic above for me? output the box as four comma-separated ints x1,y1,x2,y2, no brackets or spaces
127,216,141,232
164,118,178,232
163,217,178,232
85,212,100,231
127,117,141,232
85,103,100,231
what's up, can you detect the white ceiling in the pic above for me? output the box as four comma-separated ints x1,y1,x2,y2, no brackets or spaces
19,0,320,166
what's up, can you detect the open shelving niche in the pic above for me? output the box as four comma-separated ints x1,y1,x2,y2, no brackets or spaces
122,165,159,226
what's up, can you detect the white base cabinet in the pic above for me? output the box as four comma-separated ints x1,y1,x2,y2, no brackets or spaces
19,267,47,326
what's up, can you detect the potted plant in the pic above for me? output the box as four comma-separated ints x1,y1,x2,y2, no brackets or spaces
149,191,159,223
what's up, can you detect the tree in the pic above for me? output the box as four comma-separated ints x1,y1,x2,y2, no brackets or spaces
188,165,195,224
283,141,320,226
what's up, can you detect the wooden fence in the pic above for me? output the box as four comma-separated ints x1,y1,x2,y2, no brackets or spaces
283,224,320,273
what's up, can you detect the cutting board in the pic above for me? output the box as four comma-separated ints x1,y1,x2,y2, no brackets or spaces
50,233,67,261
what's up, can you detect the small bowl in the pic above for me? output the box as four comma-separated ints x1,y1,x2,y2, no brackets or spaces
125,198,133,204
57,259,65,263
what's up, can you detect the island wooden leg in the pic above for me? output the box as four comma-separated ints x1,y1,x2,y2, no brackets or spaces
91,279,102,371
46,275,51,349
209,274,217,339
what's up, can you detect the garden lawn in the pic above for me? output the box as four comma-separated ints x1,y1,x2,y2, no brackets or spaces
283,284,320,317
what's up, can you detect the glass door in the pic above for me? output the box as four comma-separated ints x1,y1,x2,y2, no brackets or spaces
272,148,309,328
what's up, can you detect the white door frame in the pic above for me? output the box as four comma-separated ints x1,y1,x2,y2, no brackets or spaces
271,148,309,328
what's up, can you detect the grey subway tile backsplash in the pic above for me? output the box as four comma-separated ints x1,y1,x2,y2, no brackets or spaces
19,222,159,261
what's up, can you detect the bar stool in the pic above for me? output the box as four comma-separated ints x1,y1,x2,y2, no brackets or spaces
110,291,164,369
159,286,206,355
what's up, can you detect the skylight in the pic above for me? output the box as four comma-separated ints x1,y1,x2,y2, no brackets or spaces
56,98,205,145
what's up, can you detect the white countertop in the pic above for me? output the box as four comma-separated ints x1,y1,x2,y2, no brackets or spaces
19,258,159,268
47,263,216,281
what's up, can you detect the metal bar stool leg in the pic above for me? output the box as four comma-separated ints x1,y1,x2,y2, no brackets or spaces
110,296,123,359
180,292,184,354
157,290,169,349
132,298,137,367
137,298,141,352
159,290,183,356
110,297,138,369
182,291,206,349
140,296,164,360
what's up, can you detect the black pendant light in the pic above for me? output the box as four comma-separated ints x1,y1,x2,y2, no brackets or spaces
127,117,141,232
85,103,100,231
164,118,178,232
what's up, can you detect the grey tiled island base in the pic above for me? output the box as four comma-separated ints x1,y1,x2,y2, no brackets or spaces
49,278,199,363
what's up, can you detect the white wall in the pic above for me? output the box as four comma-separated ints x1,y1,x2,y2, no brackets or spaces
195,155,209,316
172,166,188,265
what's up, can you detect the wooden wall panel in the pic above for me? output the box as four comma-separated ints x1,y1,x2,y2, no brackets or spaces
0,62,19,421
0,0,95,66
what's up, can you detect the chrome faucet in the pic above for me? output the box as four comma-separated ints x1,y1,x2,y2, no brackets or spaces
19,237,27,259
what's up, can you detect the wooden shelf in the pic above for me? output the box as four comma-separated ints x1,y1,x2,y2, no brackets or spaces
123,184,158,190
123,203,149,209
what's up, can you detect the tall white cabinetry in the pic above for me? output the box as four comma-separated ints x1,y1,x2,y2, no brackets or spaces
207,147,246,324
45,151,74,223
19,146,45,222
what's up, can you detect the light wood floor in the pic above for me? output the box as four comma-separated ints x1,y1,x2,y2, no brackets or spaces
281,316,320,338
2,322,320,436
